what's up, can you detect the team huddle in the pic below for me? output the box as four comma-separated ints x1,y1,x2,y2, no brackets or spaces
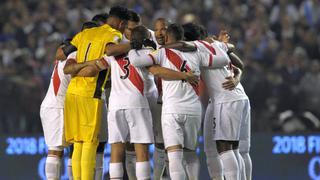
40,5,252,180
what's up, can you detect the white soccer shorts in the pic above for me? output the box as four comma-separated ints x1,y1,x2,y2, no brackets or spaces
108,108,154,144
208,99,250,141
239,100,251,153
40,107,67,147
162,113,201,150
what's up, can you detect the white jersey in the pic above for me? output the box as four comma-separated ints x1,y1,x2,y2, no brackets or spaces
40,52,75,108
120,31,159,101
129,47,223,115
103,49,156,110
196,40,248,104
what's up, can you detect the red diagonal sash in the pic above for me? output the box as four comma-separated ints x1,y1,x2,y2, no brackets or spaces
52,60,61,96
165,48,199,96
116,56,144,95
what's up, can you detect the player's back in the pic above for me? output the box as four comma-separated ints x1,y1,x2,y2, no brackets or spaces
41,58,71,108
104,48,155,110
67,24,122,98
196,40,248,104
157,48,203,116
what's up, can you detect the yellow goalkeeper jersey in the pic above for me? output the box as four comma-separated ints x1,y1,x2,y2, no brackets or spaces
67,24,122,98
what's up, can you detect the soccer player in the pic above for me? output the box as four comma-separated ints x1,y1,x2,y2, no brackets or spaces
40,21,104,180
40,46,72,180
152,17,170,180
102,24,198,180
183,23,251,180
63,6,129,180
120,10,163,180
128,23,230,180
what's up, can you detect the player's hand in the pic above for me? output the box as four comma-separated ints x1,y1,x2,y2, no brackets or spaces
184,71,199,86
142,39,157,50
222,76,240,90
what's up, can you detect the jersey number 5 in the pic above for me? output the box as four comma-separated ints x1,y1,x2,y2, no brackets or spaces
120,57,130,79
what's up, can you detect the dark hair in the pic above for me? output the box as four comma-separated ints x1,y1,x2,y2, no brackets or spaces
109,6,129,20
92,13,109,24
167,23,184,41
182,23,201,41
131,25,150,49
198,24,208,40
81,21,99,31
128,10,140,23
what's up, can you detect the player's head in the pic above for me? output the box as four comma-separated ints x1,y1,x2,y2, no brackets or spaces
130,25,151,50
182,22,201,41
124,10,141,41
154,18,169,45
81,21,99,31
165,23,184,44
198,24,208,40
92,13,109,25
107,6,129,33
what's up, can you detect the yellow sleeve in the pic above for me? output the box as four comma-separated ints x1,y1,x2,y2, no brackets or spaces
70,32,82,48
108,32,122,45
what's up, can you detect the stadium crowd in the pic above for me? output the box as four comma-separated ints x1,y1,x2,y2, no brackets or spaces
0,0,319,134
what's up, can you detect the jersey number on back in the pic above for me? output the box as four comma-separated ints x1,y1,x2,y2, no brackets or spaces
120,57,130,79
180,60,188,82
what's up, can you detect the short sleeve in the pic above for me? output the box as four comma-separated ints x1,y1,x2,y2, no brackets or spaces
128,49,161,67
70,32,82,48
109,32,122,45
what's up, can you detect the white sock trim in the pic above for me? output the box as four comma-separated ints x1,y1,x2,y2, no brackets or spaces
136,161,151,180
109,162,123,179
45,156,62,179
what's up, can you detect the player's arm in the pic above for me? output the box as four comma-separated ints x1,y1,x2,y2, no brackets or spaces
75,58,108,77
228,52,244,71
57,45,77,60
56,36,79,60
104,32,131,56
127,49,157,67
200,51,230,69
161,41,197,52
221,53,244,90
56,46,66,60
147,65,199,85
63,49,107,76
63,58,93,76
222,65,242,90
105,43,131,56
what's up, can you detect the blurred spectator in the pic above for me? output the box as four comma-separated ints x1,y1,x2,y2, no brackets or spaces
0,0,319,134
